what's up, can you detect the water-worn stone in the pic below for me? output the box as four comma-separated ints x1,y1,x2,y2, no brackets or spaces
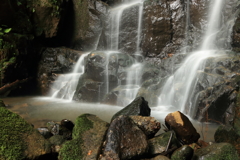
0,101,52,159
111,97,151,121
148,131,180,155
58,114,109,160
171,145,194,160
165,111,200,144
101,115,148,160
129,116,161,138
37,127,53,139
192,142,239,160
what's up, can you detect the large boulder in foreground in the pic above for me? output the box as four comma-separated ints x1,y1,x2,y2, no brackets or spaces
58,114,109,160
111,97,151,121
165,111,200,144
100,115,148,160
192,143,239,160
0,101,52,160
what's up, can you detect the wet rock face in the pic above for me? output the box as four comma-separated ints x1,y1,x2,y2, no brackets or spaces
142,0,171,58
73,51,137,102
71,0,108,50
37,47,82,95
142,0,186,58
118,5,139,54
165,111,200,144
101,115,148,160
193,54,240,123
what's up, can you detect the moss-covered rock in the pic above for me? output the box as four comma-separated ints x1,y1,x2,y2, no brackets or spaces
192,143,239,160
214,125,240,156
148,131,181,155
58,114,109,160
0,100,51,159
171,145,194,160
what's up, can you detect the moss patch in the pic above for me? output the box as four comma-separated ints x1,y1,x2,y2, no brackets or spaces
58,114,94,160
0,101,33,159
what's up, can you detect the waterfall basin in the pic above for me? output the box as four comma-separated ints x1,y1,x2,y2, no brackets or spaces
3,96,219,142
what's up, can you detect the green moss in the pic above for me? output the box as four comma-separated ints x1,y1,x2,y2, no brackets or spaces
0,101,34,160
72,114,93,139
193,143,239,160
58,114,94,160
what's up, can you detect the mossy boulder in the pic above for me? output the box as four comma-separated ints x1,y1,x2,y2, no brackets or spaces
192,143,239,160
214,125,240,156
58,114,109,160
171,145,194,160
0,100,52,160
148,131,181,155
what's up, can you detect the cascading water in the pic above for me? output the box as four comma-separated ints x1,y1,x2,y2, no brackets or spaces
157,0,238,117
49,53,89,100
107,0,144,106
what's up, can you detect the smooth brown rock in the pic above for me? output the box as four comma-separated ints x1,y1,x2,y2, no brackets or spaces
165,111,200,144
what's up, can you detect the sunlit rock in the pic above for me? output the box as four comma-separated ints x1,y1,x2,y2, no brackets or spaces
165,111,200,144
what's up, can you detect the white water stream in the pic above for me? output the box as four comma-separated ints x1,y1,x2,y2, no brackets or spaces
49,53,89,100
156,0,237,117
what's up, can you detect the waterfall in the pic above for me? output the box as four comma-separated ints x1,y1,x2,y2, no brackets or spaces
49,53,89,100
157,0,238,117
107,0,144,106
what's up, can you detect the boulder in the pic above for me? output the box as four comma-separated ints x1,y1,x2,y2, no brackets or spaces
129,116,161,138
192,143,239,160
100,115,148,160
148,131,181,155
0,101,52,160
165,111,200,144
59,114,109,160
171,145,194,160
214,125,240,156
111,97,151,121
